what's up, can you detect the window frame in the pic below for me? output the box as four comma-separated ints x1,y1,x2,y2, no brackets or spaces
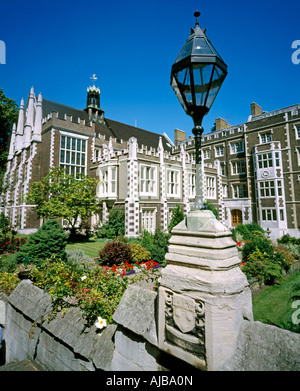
139,164,157,196
188,172,196,198
261,208,277,221
203,148,211,160
60,132,88,177
294,124,300,139
257,153,273,169
97,165,117,197
259,181,275,198
230,141,244,154
231,159,246,175
166,168,181,198
232,183,247,198
141,208,156,234
215,145,224,157
206,176,216,199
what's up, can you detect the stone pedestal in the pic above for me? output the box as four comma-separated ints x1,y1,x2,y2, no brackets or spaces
158,210,253,371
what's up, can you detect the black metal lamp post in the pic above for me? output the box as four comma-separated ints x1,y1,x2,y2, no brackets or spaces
171,11,228,210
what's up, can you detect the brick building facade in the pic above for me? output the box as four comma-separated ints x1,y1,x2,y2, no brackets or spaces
2,83,300,239
173,102,300,238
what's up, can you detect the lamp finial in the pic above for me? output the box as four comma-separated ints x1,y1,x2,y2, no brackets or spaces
194,10,200,26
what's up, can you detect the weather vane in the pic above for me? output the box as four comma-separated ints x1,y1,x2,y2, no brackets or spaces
90,74,98,86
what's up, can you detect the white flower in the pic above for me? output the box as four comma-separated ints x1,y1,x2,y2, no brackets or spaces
95,317,107,329
81,275,87,281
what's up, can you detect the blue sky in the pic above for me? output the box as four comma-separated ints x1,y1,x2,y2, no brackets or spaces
0,0,300,141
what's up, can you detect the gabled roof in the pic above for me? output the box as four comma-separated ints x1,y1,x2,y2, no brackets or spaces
42,99,89,122
42,98,172,151
96,118,172,151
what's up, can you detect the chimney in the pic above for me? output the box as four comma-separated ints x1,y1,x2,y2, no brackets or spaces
215,118,230,130
174,129,186,146
251,102,262,117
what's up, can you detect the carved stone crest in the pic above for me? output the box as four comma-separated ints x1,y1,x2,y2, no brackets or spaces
159,288,206,368
173,294,195,333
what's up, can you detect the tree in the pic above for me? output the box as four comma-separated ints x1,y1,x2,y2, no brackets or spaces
25,167,101,234
0,88,18,155
168,204,185,233
96,208,125,239
204,201,219,220
16,219,68,264
0,89,18,193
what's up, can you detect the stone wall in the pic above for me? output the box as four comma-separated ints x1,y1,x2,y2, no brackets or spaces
0,281,190,371
222,320,300,371
1,281,116,371
1,280,300,371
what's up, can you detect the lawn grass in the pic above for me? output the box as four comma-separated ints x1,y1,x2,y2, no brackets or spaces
65,239,107,258
252,270,300,329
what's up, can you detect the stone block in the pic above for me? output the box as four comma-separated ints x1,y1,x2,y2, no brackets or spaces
0,300,5,325
223,320,300,371
42,306,91,355
111,328,166,371
35,330,94,371
113,285,158,346
4,305,41,363
93,324,117,371
8,280,52,322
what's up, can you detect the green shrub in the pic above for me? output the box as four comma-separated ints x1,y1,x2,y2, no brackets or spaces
241,248,268,284
245,222,265,235
251,230,265,240
263,260,283,285
280,272,300,333
273,246,295,272
98,240,133,266
15,219,68,264
0,254,18,273
204,201,219,219
232,224,252,242
96,209,125,239
231,222,265,242
168,204,184,233
141,228,170,266
281,242,300,260
0,212,9,234
66,249,95,270
241,248,282,285
242,237,274,262
0,271,21,294
278,234,300,246
130,243,151,263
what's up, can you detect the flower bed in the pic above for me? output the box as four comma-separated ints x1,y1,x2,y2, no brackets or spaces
0,255,162,331
0,235,27,254
102,260,161,276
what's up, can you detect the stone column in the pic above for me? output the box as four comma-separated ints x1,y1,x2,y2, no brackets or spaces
158,137,168,232
158,209,253,371
125,137,139,238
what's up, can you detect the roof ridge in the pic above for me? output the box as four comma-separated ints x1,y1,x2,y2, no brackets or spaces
105,117,161,136
43,98,85,113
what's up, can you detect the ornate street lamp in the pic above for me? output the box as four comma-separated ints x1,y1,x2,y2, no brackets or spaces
171,11,228,210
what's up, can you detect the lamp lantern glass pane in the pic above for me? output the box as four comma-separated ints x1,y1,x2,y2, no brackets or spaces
170,15,227,122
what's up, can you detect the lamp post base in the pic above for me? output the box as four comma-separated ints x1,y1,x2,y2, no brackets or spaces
158,209,253,370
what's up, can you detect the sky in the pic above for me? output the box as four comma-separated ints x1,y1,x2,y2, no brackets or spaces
0,0,300,142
